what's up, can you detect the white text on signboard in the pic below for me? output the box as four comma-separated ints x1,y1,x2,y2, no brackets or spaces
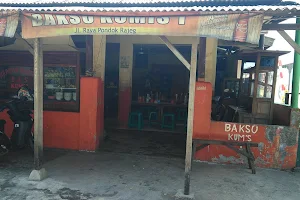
224,123,259,142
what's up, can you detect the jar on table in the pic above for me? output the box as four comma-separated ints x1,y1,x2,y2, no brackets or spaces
55,91,63,101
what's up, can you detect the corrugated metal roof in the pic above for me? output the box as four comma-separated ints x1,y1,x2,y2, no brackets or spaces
0,0,283,6
0,5,298,12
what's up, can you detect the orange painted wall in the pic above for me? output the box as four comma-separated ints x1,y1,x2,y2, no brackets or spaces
43,112,80,150
194,123,298,169
0,112,13,138
0,111,80,150
79,77,104,151
0,77,104,151
193,81,299,169
193,82,212,139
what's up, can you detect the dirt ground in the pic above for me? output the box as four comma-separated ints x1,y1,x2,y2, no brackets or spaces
0,130,300,200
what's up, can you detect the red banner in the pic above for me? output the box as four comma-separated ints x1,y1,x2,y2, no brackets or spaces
22,12,264,44
0,11,19,38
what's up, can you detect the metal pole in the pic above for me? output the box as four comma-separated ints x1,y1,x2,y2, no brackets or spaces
184,38,198,195
292,18,300,108
33,38,44,170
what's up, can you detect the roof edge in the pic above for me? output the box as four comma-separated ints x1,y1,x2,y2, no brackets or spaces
0,0,286,8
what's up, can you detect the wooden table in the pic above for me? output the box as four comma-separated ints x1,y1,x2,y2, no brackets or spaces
131,101,187,120
192,139,259,174
228,105,269,124
228,105,248,122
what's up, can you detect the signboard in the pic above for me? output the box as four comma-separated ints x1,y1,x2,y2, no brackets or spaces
0,11,19,38
22,12,264,44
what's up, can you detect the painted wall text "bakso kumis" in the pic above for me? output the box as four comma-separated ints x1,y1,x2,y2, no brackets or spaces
224,123,259,142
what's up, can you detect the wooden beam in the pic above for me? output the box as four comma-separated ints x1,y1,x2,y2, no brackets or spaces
159,36,191,70
33,38,44,170
15,33,34,55
262,23,300,31
184,37,198,195
93,35,106,79
278,30,300,55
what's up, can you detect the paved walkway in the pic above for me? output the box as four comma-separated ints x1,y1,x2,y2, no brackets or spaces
0,149,300,200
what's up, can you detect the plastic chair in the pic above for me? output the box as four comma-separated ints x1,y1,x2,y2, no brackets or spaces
161,113,175,130
149,111,159,127
128,112,143,130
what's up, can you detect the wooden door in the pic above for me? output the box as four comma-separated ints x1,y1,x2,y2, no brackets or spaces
252,54,278,124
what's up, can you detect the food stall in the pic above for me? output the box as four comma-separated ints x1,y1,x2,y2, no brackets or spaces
0,50,101,152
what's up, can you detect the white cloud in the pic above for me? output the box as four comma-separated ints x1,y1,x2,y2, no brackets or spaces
283,0,300,3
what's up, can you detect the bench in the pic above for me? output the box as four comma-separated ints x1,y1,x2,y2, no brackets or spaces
192,139,259,174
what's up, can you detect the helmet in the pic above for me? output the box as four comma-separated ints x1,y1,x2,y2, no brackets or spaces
17,85,33,101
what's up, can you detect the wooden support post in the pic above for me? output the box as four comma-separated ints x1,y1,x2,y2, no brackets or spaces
159,36,191,70
93,35,106,79
33,38,43,170
86,35,93,74
118,41,133,127
198,37,206,81
259,34,265,50
205,38,218,91
15,33,34,55
278,30,300,55
29,38,47,181
184,38,198,195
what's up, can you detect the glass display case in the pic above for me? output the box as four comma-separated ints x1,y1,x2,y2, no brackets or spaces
256,58,275,99
44,66,79,111
0,51,80,112
241,57,276,101
44,67,77,101
237,50,288,124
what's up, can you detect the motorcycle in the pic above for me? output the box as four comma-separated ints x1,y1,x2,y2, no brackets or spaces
0,87,34,156
211,96,226,121
211,89,237,121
